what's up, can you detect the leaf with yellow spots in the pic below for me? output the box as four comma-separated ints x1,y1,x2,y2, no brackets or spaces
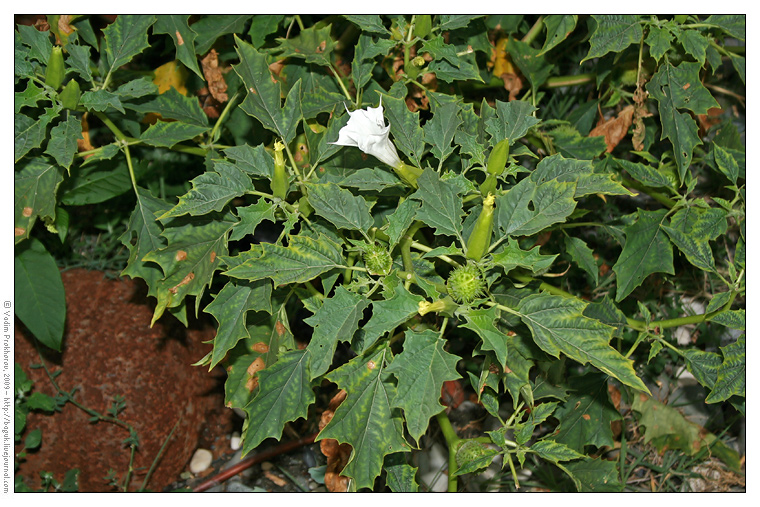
205,278,273,369
385,329,462,443
318,346,410,490
143,211,237,324
153,15,203,79
275,24,335,67
14,157,64,245
552,373,621,452
241,349,314,455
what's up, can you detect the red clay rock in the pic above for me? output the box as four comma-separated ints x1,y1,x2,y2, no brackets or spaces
15,269,229,492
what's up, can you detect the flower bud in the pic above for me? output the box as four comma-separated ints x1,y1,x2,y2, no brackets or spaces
45,46,65,91
271,141,289,199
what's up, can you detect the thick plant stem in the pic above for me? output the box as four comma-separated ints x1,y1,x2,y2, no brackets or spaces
543,73,595,88
435,411,461,492
621,177,678,208
399,221,423,274
521,16,544,44
509,272,742,332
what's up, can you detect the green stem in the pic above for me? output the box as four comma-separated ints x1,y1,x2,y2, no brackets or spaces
484,300,522,318
399,221,423,273
435,411,461,492
543,73,595,88
328,62,354,102
123,144,138,193
510,272,741,333
94,111,127,142
282,139,304,184
209,90,240,144
141,418,180,490
94,112,208,157
626,289,738,332
621,177,678,208
521,16,544,45
409,240,460,267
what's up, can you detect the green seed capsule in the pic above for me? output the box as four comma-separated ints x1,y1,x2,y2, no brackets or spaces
465,194,495,261
486,138,510,176
363,243,393,276
45,46,65,91
59,79,80,109
271,141,289,199
446,262,486,304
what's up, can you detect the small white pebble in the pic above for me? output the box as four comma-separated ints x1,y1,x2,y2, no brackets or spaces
674,326,692,346
230,431,241,451
421,471,448,492
189,448,213,474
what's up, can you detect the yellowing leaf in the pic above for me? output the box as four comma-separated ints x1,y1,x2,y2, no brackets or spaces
153,60,188,95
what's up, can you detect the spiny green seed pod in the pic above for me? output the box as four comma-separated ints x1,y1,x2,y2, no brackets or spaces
455,440,492,469
465,194,495,261
446,262,486,304
271,140,289,199
45,46,65,91
59,79,80,110
363,244,393,276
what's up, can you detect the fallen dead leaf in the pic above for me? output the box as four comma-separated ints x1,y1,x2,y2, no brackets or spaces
201,49,228,103
319,390,351,492
264,470,288,487
589,105,635,153
500,72,523,101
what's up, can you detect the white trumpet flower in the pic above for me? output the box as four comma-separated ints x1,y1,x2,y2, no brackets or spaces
330,98,403,169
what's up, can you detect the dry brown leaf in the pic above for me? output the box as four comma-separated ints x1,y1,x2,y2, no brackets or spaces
698,107,724,137
499,73,523,101
589,105,635,153
268,59,286,78
631,73,654,151
34,17,50,32
77,113,95,157
58,15,75,36
264,470,289,487
319,390,351,492
201,49,228,103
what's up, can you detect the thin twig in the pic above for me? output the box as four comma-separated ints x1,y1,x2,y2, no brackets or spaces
192,432,318,492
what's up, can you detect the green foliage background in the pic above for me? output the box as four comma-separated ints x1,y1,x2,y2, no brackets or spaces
14,14,745,492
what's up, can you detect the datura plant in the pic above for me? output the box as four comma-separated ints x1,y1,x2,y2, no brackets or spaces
15,14,745,492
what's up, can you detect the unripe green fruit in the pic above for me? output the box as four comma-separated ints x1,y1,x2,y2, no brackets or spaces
271,141,289,199
364,244,393,276
45,46,65,91
59,79,80,110
446,262,486,304
455,439,491,469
